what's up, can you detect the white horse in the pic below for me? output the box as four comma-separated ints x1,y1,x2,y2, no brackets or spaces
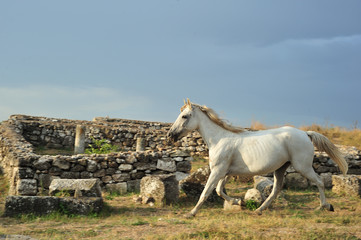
167,99,348,217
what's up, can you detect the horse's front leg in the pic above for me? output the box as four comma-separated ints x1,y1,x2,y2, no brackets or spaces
216,176,242,206
186,167,227,218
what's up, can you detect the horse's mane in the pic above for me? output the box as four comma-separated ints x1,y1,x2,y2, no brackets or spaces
181,102,246,133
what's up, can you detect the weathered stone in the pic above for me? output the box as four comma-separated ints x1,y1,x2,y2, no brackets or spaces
17,167,35,179
112,173,131,182
49,179,102,197
53,158,70,170
71,164,85,172
244,188,263,205
134,162,156,171
140,174,179,206
118,164,133,171
284,173,309,189
34,156,51,170
61,171,80,179
38,174,59,189
86,160,98,172
16,179,37,196
179,166,222,202
157,159,176,172
59,197,103,215
127,179,141,192
170,150,190,157
106,182,127,194
254,176,274,201
102,175,113,183
332,175,361,198
4,196,59,217
176,161,191,172
80,171,93,178
93,169,106,178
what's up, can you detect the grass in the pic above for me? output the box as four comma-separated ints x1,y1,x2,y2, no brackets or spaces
1,174,360,239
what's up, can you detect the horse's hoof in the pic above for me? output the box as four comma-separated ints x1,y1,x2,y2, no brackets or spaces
316,204,334,212
329,204,334,212
254,209,262,215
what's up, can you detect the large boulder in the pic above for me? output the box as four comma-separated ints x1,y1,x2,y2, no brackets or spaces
140,174,179,206
49,179,102,197
179,166,223,202
332,175,361,198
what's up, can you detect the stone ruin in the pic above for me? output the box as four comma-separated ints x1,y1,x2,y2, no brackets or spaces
0,114,361,215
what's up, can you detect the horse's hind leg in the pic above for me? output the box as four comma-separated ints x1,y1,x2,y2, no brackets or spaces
216,176,242,205
255,162,290,215
294,166,333,211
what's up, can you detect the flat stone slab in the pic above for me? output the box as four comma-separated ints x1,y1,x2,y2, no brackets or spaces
4,196,103,217
49,179,102,197
332,175,361,198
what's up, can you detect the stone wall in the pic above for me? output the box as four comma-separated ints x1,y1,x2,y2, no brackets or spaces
0,118,192,196
1,114,361,196
7,115,208,155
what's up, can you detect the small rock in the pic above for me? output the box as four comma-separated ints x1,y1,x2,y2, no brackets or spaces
244,189,263,205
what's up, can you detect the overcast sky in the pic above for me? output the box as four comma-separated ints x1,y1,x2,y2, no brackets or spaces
1,1,360,128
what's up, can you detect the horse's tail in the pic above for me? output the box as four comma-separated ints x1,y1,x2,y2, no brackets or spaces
306,131,348,176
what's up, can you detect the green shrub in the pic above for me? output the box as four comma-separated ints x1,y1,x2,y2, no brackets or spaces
85,138,119,154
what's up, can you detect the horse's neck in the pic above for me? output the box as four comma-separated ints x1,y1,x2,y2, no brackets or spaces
197,112,232,148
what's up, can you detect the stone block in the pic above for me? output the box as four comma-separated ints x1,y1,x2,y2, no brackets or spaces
4,196,59,217
59,197,103,215
16,179,37,196
34,156,51,170
4,196,103,217
140,174,178,206
284,172,309,189
332,175,361,198
49,179,102,197
157,159,176,172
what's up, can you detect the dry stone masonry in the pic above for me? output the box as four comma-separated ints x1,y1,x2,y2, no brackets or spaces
0,115,194,196
1,114,361,197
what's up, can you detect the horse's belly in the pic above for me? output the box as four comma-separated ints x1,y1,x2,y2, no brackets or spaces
229,147,289,176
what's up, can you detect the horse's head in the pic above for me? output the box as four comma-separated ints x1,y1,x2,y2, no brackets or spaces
167,99,199,142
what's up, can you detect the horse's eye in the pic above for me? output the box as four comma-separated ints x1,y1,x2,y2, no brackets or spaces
182,115,188,119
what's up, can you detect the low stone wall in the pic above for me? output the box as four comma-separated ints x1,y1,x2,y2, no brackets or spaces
6,115,208,155
0,121,192,196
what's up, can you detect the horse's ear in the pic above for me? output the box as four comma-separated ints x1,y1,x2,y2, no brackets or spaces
184,99,187,105
187,98,191,106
